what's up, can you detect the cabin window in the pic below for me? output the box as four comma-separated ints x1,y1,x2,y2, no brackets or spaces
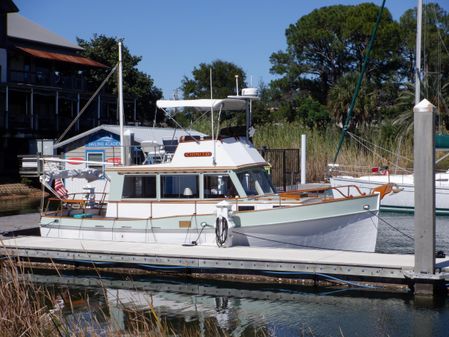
204,174,237,198
122,175,156,198
161,175,199,198
86,151,104,171
237,168,275,196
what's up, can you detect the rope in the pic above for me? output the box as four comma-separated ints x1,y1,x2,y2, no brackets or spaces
215,217,228,247
231,229,373,253
347,132,412,173
56,63,118,144
261,270,377,289
348,132,412,163
368,211,414,241
333,0,386,164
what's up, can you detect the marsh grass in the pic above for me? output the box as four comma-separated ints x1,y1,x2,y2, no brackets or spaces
0,256,270,337
252,122,417,182
190,117,420,182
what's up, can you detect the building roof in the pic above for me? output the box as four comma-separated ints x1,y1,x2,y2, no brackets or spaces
7,13,82,50
17,47,106,68
1,0,18,13
54,124,206,149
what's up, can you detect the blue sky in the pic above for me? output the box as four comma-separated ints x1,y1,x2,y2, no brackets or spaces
14,0,449,98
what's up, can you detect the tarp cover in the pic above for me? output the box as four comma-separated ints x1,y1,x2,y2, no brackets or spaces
42,168,109,185
157,99,246,111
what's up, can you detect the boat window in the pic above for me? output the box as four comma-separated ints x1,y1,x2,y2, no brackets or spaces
204,174,237,198
161,175,199,198
237,168,275,196
122,175,156,198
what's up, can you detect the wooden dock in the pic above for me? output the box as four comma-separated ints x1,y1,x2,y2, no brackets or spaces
1,236,448,291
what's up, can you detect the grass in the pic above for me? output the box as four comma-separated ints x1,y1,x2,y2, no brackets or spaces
189,117,421,182
0,256,271,337
253,122,416,182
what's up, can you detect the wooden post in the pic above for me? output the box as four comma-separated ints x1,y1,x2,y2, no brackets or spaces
301,134,306,184
5,85,8,129
413,99,436,295
55,90,59,132
30,88,34,130
97,95,101,126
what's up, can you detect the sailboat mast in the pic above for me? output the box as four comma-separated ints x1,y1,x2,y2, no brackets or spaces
415,0,422,105
118,41,125,165
210,68,216,165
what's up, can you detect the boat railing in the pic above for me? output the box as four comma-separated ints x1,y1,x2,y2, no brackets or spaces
239,184,367,207
43,192,108,217
328,164,413,178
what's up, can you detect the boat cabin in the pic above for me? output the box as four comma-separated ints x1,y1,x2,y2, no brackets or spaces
110,137,273,196
103,136,275,218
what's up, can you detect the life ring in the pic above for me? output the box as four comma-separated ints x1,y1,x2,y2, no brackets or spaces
215,217,228,247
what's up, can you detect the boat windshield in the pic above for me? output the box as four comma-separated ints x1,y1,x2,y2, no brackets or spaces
236,168,275,196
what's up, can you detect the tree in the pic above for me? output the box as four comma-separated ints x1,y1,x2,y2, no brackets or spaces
181,60,247,99
399,4,449,84
327,73,379,128
77,34,163,125
269,3,403,120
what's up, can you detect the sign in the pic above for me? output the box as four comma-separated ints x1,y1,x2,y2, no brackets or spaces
184,152,212,157
106,157,121,165
86,133,120,148
67,157,84,165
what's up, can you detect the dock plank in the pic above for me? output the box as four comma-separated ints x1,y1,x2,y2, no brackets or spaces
1,236,448,284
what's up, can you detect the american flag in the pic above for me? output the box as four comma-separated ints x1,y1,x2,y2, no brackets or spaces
54,178,68,199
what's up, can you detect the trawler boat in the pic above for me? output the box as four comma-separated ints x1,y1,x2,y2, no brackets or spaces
40,98,391,252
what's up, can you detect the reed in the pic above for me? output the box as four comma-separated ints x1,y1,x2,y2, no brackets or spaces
190,117,417,182
0,256,269,336
252,122,415,182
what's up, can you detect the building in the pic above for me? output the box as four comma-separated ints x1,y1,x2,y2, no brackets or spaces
0,0,142,180
50,124,205,197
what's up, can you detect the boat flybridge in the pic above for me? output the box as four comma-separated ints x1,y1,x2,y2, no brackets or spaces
40,96,393,252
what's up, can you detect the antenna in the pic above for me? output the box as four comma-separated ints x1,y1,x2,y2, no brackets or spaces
118,41,125,166
210,68,216,165
235,75,239,96
415,0,422,105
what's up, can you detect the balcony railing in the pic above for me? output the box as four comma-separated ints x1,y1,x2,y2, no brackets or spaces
8,70,87,91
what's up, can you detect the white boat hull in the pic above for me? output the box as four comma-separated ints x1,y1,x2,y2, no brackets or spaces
330,175,449,214
40,194,380,252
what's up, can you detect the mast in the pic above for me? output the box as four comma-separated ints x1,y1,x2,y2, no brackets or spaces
210,68,216,165
415,0,422,105
118,41,125,165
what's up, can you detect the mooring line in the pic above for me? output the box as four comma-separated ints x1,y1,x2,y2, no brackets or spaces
231,229,366,253
369,211,414,241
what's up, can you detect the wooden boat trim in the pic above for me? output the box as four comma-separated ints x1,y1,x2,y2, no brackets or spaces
106,162,269,174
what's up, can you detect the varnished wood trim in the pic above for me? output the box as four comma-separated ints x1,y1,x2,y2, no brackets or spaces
106,162,268,174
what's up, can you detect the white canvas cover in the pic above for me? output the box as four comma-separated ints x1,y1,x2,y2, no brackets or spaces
157,99,247,111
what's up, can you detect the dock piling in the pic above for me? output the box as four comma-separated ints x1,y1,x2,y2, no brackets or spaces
413,99,442,296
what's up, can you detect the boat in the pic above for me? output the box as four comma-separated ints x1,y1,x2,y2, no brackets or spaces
38,94,394,253
329,1,449,214
330,169,449,215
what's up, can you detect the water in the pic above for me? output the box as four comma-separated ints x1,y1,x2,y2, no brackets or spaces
377,212,449,254
26,270,449,337
0,197,42,217
3,209,449,336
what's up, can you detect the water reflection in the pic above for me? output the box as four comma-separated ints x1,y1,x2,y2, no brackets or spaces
24,270,449,337
0,197,42,216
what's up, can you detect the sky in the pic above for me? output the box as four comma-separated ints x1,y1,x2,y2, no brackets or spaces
14,0,449,99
